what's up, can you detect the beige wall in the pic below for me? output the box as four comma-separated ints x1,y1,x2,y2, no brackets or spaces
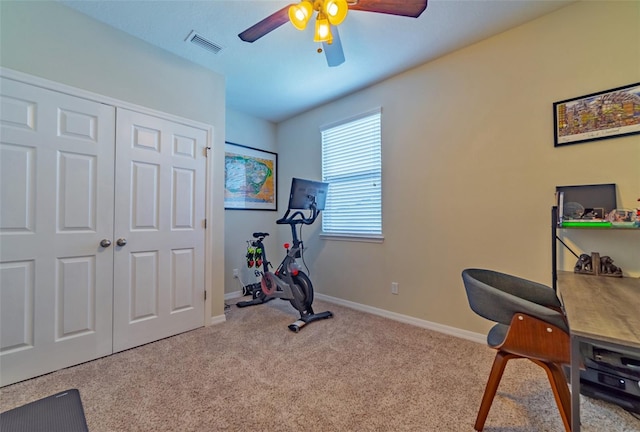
9,1,635,333
277,0,640,334
0,1,228,318
224,109,279,293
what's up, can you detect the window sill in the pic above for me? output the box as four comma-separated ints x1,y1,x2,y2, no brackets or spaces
319,233,384,243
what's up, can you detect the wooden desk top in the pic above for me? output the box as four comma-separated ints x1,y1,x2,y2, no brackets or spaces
558,271,640,351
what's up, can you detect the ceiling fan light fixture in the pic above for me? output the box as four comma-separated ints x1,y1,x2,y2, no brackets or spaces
324,0,348,26
313,13,333,43
289,1,313,31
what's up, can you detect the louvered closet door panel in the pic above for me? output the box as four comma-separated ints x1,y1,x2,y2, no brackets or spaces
112,108,206,353
0,77,115,386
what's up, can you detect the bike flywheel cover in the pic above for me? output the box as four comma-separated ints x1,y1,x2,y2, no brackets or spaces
261,272,276,295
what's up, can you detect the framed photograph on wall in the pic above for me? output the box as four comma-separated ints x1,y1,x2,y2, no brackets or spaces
553,82,640,147
224,142,277,210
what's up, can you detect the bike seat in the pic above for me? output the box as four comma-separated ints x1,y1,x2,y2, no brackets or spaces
253,232,269,238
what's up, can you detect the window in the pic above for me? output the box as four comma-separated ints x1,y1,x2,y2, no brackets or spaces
321,108,382,239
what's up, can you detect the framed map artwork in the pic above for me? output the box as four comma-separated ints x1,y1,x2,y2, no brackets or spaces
224,142,277,210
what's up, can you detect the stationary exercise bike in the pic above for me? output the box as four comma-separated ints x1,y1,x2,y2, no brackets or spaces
236,178,333,332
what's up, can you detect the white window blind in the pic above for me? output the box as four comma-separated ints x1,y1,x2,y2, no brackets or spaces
321,109,382,236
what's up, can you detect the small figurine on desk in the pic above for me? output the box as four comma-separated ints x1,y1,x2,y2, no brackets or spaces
574,252,623,277
636,198,640,228
600,256,623,277
574,253,594,274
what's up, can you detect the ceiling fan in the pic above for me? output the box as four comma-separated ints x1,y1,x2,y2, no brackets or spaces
238,0,428,67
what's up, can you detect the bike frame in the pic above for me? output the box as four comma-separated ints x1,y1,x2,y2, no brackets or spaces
254,205,319,301
237,200,332,332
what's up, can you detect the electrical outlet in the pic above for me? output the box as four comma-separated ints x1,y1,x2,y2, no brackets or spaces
233,268,239,278
391,282,399,295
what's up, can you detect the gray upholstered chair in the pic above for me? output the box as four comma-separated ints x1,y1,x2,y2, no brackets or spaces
461,268,571,432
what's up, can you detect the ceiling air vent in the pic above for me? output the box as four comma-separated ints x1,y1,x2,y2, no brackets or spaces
185,30,223,54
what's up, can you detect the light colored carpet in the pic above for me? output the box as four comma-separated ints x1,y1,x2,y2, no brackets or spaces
1,298,639,431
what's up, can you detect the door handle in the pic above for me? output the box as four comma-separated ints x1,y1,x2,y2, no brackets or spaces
100,239,112,248
116,238,127,247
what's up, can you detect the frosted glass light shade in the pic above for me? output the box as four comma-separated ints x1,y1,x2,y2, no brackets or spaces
324,0,348,25
289,1,313,31
313,15,333,43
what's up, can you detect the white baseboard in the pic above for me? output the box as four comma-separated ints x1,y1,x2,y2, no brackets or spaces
221,289,485,344
225,290,244,300
315,293,486,344
210,313,226,325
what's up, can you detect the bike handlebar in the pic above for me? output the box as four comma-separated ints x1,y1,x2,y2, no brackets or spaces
276,205,320,226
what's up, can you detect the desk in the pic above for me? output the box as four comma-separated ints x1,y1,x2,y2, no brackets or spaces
557,271,640,432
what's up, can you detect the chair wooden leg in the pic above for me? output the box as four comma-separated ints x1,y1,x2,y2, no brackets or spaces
534,360,572,432
475,351,519,431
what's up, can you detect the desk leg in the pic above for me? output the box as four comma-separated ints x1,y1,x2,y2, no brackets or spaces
571,334,581,432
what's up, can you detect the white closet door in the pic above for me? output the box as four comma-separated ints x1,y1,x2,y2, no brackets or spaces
112,108,206,352
0,77,115,386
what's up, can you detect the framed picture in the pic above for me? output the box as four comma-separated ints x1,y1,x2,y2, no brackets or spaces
224,142,277,210
553,82,640,147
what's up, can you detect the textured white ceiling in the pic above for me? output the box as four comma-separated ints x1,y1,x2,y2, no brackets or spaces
59,0,574,123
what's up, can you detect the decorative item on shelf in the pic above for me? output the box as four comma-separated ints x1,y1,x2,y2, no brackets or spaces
563,201,585,219
556,184,618,227
574,253,595,275
573,252,623,277
600,256,623,277
636,198,640,227
606,208,638,228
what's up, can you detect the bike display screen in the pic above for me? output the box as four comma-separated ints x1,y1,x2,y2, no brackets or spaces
288,178,328,210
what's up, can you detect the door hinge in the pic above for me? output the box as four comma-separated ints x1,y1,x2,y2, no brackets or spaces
204,290,207,301
203,218,207,229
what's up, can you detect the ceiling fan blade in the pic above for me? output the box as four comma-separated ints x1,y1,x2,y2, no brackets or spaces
323,26,345,67
238,4,294,42
349,0,428,18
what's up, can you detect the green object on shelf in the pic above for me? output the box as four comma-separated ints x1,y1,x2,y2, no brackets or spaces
561,220,612,228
